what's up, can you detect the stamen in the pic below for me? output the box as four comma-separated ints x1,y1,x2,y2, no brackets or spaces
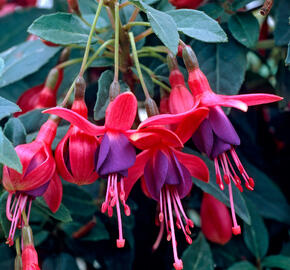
214,158,224,190
6,193,14,221
152,220,164,252
228,182,241,235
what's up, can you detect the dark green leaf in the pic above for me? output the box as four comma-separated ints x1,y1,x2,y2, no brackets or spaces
243,200,269,260
131,66,154,99
0,97,21,120
184,148,251,224
4,118,26,147
274,0,290,46
34,230,49,246
34,197,72,223
228,13,260,48
198,3,224,20
286,43,290,66
0,40,60,87
262,255,290,269
0,8,50,52
231,0,254,11
167,9,227,43
90,57,113,67
0,192,13,238
94,70,129,121
0,129,22,173
42,253,79,270
62,183,97,217
0,243,14,269
0,58,3,76
190,35,247,95
28,12,96,45
182,233,214,270
242,157,290,224
227,261,256,270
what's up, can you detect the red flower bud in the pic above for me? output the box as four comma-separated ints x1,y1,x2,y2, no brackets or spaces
55,77,99,185
201,193,232,245
67,0,80,15
22,244,40,270
170,0,205,9
41,39,59,47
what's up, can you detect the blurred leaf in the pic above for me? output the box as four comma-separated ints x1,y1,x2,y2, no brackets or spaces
90,57,113,67
0,129,22,173
130,0,179,54
4,118,27,147
167,9,227,43
62,183,97,217
28,12,96,45
0,58,3,76
231,0,254,11
286,43,290,66
242,157,290,224
34,197,72,223
0,8,50,52
34,230,49,246
198,3,224,19
261,255,290,269
274,0,290,46
0,243,14,269
185,148,251,225
78,0,110,27
94,70,128,121
182,233,214,270
227,261,256,270
0,40,60,87
0,97,21,120
190,35,247,95
228,13,259,48
243,200,269,260
42,253,79,270
0,192,12,238
132,66,154,99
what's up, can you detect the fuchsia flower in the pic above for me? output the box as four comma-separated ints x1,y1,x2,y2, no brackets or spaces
125,107,209,270
201,193,232,245
170,0,205,9
3,119,62,246
44,92,137,248
15,68,63,117
55,77,99,185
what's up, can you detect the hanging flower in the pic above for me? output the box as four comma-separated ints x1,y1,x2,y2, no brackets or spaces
170,0,205,9
55,77,99,185
201,193,232,245
44,92,137,248
3,119,62,246
125,113,209,270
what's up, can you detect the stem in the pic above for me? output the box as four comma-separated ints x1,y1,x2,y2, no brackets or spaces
61,79,76,107
129,7,139,22
129,32,151,99
120,0,130,9
15,238,21,255
21,210,28,226
152,77,171,93
79,0,104,76
255,39,275,49
79,15,92,28
114,2,120,81
138,52,166,62
134,28,153,42
124,21,151,30
56,58,83,69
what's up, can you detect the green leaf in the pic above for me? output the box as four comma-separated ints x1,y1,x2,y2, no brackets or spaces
182,233,214,270
241,157,290,224
231,0,254,11
62,219,109,242
0,192,13,238
0,8,50,52
184,148,251,225
34,230,50,246
130,1,179,54
0,40,60,88
0,97,21,120
198,3,224,20
286,43,290,66
228,13,259,48
0,243,14,269
28,12,97,45
0,58,3,76
4,118,26,147
34,197,72,223
62,183,97,217
227,261,256,270
243,200,269,260
274,0,290,46
94,70,128,121
0,129,22,173
167,9,227,43
42,253,79,270
262,255,290,269
190,35,247,95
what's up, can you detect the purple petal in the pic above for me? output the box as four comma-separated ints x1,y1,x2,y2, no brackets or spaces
208,106,240,146
153,150,168,187
97,132,136,177
177,164,192,199
24,180,50,197
144,158,162,201
192,119,214,157
210,136,232,159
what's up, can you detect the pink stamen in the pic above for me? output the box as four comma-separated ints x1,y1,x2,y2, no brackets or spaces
228,182,241,235
214,158,224,190
152,220,164,252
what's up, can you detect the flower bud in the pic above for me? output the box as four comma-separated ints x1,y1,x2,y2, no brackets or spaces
167,52,179,71
109,80,121,101
22,225,34,247
67,0,80,15
74,76,86,100
14,254,22,270
170,0,204,9
145,96,159,117
58,47,71,63
182,46,199,72
22,244,40,270
201,193,232,245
